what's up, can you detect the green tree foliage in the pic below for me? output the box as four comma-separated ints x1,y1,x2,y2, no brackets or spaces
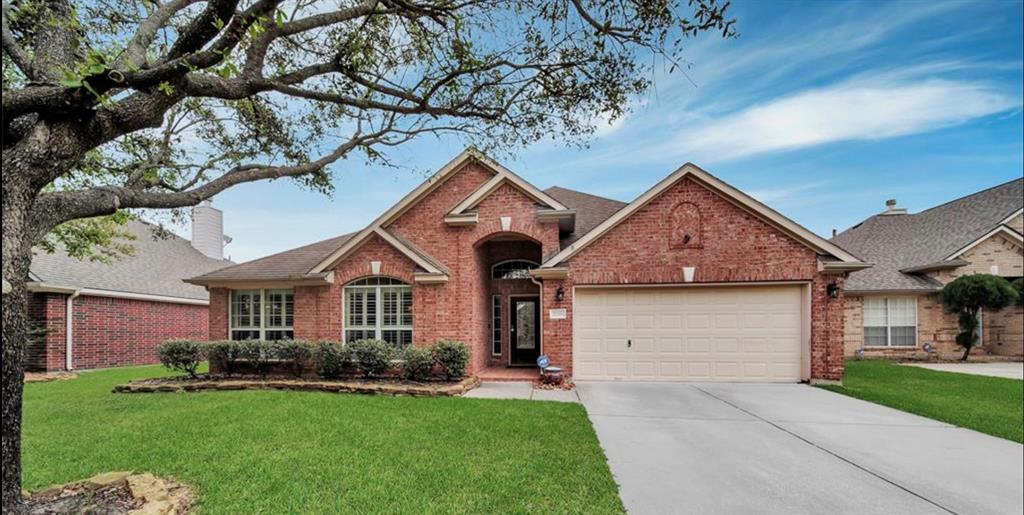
939,274,1019,361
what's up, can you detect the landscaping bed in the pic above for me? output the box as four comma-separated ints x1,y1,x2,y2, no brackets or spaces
114,374,480,396
22,471,190,515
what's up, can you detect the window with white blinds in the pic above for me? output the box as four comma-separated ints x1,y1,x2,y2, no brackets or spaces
344,277,412,348
863,297,917,347
230,289,293,340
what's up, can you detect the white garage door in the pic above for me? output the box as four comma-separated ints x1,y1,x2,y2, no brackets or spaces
573,285,804,382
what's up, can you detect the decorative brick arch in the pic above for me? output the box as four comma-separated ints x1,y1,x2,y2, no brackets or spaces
472,223,546,249
330,234,419,285
670,201,703,249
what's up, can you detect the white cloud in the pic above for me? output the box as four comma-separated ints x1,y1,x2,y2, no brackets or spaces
675,78,1020,163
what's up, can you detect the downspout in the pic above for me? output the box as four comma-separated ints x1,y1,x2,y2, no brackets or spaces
65,289,81,371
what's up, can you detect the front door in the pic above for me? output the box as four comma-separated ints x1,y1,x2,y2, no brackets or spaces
510,297,540,365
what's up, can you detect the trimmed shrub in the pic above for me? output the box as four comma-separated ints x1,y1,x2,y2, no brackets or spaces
401,346,435,381
314,341,351,379
348,339,394,378
157,339,203,378
273,340,314,377
205,340,239,376
433,340,470,380
238,340,271,377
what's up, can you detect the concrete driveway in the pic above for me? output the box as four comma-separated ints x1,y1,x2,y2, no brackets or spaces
904,361,1024,380
578,382,1023,515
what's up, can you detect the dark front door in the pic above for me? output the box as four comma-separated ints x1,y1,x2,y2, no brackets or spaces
510,297,541,365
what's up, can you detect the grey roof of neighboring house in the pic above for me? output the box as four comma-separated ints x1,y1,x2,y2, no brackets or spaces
831,179,1024,293
545,186,628,247
188,186,627,282
30,220,233,300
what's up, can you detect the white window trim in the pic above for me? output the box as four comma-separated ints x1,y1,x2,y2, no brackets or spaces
344,279,412,345
863,296,918,348
491,295,502,356
229,289,294,340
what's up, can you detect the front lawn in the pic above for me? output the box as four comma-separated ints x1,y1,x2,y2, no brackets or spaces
23,366,623,514
820,360,1024,443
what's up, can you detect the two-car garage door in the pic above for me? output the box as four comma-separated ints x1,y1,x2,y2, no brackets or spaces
573,285,805,382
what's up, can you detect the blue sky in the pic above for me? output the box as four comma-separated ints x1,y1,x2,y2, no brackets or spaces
203,0,1024,263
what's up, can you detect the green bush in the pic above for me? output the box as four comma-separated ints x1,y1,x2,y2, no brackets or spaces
348,339,394,378
273,340,314,377
940,274,1019,360
401,346,435,381
157,339,203,378
314,341,351,379
205,340,239,376
238,340,271,377
1014,277,1024,307
433,340,470,380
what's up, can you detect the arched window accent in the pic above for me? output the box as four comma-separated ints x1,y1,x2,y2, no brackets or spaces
670,202,703,249
491,260,538,279
344,277,412,348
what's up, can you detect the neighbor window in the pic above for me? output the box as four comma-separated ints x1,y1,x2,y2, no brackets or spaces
344,277,412,348
229,289,293,340
863,297,917,347
491,260,538,279
492,295,502,356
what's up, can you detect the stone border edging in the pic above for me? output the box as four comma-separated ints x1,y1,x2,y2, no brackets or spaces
25,471,191,515
113,375,481,397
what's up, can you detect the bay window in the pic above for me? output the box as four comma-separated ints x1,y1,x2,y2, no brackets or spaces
344,277,412,348
863,296,917,347
229,289,293,340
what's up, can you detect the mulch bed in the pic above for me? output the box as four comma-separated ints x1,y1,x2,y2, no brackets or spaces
113,374,481,397
533,379,576,391
21,471,191,515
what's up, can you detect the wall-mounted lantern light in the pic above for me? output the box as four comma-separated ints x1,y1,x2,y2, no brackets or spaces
827,283,840,299
555,285,565,302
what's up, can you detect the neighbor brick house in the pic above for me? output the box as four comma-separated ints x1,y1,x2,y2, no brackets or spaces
27,204,232,371
832,179,1023,358
188,149,866,382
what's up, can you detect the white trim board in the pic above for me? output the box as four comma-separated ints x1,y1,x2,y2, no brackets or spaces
945,225,1024,260
541,163,864,268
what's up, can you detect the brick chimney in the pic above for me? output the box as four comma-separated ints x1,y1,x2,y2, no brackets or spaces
191,200,229,259
880,198,907,216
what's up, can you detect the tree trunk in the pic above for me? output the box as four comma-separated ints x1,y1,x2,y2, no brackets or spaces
2,174,35,511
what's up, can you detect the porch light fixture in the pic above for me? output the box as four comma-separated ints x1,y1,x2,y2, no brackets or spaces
827,283,840,299
555,285,565,302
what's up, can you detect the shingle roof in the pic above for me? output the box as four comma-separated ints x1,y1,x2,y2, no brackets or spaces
544,186,628,247
187,232,356,282
30,220,232,300
832,179,1023,292
188,186,627,282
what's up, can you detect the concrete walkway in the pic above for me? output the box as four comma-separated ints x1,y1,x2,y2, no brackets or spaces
578,382,1023,515
462,381,580,402
904,361,1024,380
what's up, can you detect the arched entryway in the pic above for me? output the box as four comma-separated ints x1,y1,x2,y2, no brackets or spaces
475,234,543,367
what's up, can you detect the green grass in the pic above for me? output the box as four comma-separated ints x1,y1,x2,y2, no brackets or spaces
820,360,1024,443
23,366,623,514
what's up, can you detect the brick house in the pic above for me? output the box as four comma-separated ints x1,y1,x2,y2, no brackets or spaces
27,203,232,371
832,179,1023,358
188,149,866,382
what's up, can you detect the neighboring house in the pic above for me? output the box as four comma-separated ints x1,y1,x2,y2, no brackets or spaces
27,202,233,371
832,179,1024,358
187,149,866,382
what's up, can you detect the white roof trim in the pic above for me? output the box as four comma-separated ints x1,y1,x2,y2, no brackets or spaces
1000,208,1023,225
541,163,864,268
311,148,509,274
448,167,568,216
945,225,1024,260
27,282,209,305
312,227,446,276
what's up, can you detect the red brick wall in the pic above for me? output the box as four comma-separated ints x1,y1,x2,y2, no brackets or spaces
549,176,844,381
26,293,209,372
26,292,68,372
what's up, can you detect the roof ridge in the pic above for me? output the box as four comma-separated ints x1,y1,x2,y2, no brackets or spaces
545,185,627,205
915,177,1023,216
